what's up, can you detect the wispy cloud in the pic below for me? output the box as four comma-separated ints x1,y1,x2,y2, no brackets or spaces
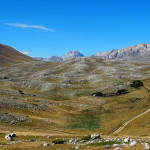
6,23,54,31
22,51,30,55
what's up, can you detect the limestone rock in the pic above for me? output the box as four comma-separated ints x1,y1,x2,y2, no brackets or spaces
130,141,137,146
91,134,100,139
43,142,49,146
5,134,13,141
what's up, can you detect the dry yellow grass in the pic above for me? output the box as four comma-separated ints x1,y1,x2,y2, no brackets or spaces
0,59,150,149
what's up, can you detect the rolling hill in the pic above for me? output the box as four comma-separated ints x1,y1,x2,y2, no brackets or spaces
0,44,35,63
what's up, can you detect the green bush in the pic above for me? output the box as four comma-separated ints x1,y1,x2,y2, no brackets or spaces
130,80,143,88
92,92,103,97
82,135,91,140
52,139,66,144
116,89,128,95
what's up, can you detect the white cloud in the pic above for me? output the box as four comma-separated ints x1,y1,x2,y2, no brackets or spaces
22,51,30,55
6,23,54,31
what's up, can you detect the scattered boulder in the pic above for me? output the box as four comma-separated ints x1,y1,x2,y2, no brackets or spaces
75,145,80,149
69,138,74,143
43,142,49,146
130,141,137,146
103,145,111,148
91,134,100,139
134,97,140,101
144,143,150,149
114,147,122,150
113,144,119,147
10,120,18,125
80,140,86,143
10,133,16,137
47,135,51,139
5,134,13,141
124,137,130,143
74,138,79,143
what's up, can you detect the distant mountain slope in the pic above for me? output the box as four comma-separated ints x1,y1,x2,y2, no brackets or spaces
61,50,84,60
45,56,63,62
0,44,35,63
95,43,150,60
35,56,63,62
35,50,84,62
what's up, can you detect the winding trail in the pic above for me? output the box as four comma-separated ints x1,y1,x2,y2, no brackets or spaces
112,85,150,135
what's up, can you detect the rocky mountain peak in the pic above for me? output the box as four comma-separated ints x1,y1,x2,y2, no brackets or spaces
136,43,148,48
61,50,84,60
35,50,84,62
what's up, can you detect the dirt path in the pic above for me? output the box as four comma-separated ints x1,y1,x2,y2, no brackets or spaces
112,85,150,135
111,107,150,135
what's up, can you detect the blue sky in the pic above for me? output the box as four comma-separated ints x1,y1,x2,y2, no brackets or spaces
1,0,150,57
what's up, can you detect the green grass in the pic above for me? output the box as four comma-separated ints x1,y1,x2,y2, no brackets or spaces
140,134,149,137
88,141,121,146
67,113,100,130
50,95,70,101
75,91,93,97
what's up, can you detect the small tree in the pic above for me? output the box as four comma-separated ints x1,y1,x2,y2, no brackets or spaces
130,80,143,88
116,89,128,95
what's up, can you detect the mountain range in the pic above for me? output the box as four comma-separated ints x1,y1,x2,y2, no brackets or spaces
35,43,150,62
1,42,150,149
94,43,150,60
1,43,150,63
35,50,84,62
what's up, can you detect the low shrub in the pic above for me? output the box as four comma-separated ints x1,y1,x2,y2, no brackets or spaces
92,89,128,97
82,135,91,140
91,92,103,97
130,80,143,88
116,89,128,95
52,139,66,144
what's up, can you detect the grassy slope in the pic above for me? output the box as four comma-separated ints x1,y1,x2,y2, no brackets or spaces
0,59,150,149
0,44,35,63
